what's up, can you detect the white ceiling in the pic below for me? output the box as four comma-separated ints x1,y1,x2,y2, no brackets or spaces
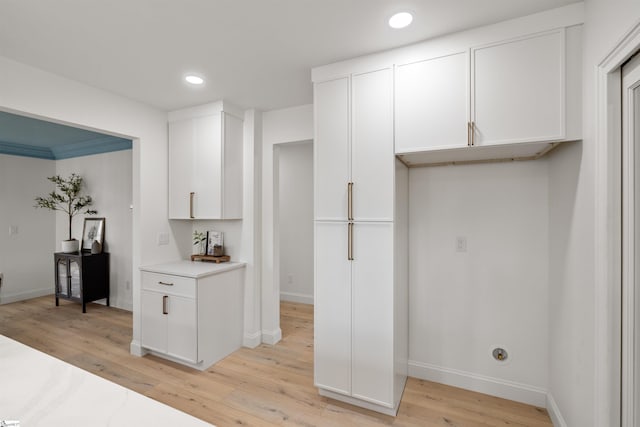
0,0,579,112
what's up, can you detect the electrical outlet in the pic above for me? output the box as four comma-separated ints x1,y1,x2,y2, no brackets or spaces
456,236,467,252
157,232,170,246
9,225,18,236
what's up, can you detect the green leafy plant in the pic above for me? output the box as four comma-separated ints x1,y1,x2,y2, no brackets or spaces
193,230,207,245
34,173,97,241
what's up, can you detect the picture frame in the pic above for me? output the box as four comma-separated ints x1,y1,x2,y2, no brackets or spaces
81,217,105,252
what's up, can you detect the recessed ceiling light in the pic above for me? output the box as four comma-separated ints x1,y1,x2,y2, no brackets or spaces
388,12,413,29
185,75,204,85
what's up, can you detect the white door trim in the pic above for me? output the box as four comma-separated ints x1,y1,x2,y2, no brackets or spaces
621,52,640,427
595,18,640,427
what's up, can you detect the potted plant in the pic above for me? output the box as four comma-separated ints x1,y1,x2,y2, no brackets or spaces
34,173,97,253
193,230,207,255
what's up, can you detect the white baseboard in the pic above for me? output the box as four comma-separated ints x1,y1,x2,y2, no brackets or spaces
129,340,146,357
546,393,567,427
262,328,282,345
0,288,52,305
280,291,314,305
243,330,262,348
408,360,547,407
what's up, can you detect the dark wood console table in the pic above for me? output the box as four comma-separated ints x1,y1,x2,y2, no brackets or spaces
54,252,110,313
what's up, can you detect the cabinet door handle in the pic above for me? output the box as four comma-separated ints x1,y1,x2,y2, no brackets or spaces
189,192,195,219
163,295,168,315
471,121,476,146
348,182,354,220
158,281,173,286
467,122,471,146
348,222,354,261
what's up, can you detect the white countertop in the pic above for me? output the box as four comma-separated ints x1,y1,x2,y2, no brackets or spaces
139,260,246,278
0,335,214,427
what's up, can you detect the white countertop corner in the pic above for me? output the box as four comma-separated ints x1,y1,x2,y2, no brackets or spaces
139,260,246,278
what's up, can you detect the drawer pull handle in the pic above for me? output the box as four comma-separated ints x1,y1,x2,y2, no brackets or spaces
158,281,174,286
162,295,168,315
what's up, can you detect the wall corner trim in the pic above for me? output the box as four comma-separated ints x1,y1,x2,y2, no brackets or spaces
546,393,568,427
262,328,282,345
407,360,547,407
243,331,262,349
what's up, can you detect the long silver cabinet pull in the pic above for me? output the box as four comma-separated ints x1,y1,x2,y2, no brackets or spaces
471,121,476,146
348,182,354,220
467,122,471,146
162,295,168,315
348,222,354,261
189,192,195,218
158,281,174,286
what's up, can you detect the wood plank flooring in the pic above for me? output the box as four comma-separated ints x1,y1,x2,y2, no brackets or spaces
0,297,552,426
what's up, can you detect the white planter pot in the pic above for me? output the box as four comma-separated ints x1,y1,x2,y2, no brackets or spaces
61,240,79,253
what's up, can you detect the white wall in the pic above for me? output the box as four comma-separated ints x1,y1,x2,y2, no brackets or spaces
262,104,313,343
0,55,178,356
546,1,640,426
278,142,313,304
56,150,133,310
408,160,550,406
0,154,55,303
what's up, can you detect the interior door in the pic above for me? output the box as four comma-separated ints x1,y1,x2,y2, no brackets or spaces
622,51,640,427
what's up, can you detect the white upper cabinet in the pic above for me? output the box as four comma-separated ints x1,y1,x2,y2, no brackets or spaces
168,101,243,220
471,30,564,146
395,52,469,153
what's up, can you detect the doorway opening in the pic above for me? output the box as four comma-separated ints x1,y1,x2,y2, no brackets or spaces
274,140,314,342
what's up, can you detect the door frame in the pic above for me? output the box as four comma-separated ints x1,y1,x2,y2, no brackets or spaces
621,51,640,427
595,18,640,427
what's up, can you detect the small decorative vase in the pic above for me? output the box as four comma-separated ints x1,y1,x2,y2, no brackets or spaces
61,239,79,253
91,240,102,254
199,240,207,255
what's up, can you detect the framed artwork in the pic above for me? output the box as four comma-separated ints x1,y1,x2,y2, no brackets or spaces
82,217,105,252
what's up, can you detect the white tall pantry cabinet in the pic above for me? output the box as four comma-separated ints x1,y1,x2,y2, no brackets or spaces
313,67,409,415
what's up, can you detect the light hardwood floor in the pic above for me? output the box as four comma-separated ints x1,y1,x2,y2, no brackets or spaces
0,297,552,426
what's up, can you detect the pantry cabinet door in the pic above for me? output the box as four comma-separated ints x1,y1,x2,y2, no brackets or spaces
351,68,394,222
314,77,350,221
472,29,565,146
396,52,469,152
351,222,395,407
314,221,352,395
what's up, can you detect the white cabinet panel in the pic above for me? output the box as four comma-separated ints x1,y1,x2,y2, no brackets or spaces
352,69,394,221
314,222,351,395
223,114,244,219
166,295,198,363
193,115,222,218
314,78,350,221
396,52,468,152
168,119,194,219
472,30,564,145
352,223,394,406
141,290,168,354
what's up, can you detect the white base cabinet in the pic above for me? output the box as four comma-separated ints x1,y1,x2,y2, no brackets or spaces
140,262,245,370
